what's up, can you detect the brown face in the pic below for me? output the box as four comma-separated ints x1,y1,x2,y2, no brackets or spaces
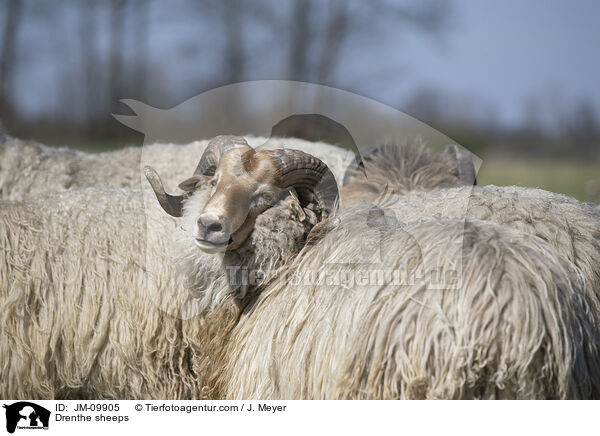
181,148,284,253
146,137,339,254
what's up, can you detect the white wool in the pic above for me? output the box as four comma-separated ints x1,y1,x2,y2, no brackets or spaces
220,207,600,399
0,185,310,399
0,136,353,201
4,135,598,400
373,185,600,309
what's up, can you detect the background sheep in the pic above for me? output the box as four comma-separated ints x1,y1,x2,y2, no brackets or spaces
341,142,476,207
341,144,600,310
0,137,202,200
219,206,600,399
370,185,600,310
0,136,353,201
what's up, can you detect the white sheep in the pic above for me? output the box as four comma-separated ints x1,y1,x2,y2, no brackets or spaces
341,144,600,312
368,185,600,311
0,186,313,399
146,137,600,399
341,142,477,207
218,205,600,399
0,136,354,201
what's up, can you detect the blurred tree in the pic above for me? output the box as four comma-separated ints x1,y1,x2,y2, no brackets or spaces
0,0,456,144
287,0,451,85
109,0,126,116
79,0,100,133
132,0,150,101
561,101,599,157
289,0,311,81
5,0,597,161
0,0,23,129
222,0,244,83
316,0,349,83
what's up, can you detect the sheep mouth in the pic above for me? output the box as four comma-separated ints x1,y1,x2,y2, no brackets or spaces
194,237,234,253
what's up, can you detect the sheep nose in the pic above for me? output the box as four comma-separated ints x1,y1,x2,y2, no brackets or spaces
205,220,222,233
196,214,230,247
198,215,221,233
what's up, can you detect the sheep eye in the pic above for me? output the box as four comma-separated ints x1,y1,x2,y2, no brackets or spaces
210,179,217,187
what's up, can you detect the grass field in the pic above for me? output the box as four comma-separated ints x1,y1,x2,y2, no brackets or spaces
476,156,600,203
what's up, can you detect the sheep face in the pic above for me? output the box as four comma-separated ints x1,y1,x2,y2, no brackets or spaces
173,177,313,313
179,147,285,253
146,135,339,254
145,136,339,311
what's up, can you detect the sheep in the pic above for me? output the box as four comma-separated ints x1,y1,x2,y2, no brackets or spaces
145,135,339,310
341,142,476,207
217,205,600,399
0,187,316,399
0,136,353,201
361,185,600,310
341,144,600,310
1,135,339,399
1,188,202,398
6,133,595,400
0,137,150,200
145,136,600,399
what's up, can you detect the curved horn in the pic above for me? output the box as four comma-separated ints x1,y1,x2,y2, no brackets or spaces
144,166,185,217
442,144,477,185
270,149,339,219
193,135,250,176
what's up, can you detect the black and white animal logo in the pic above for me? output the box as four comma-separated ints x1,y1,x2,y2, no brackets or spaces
2,402,50,434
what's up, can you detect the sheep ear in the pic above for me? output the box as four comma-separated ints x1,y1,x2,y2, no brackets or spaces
178,175,211,192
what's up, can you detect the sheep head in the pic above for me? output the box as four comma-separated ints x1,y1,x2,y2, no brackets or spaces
145,135,338,253
341,142,477,207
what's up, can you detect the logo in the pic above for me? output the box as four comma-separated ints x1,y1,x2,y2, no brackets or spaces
2,402,50,434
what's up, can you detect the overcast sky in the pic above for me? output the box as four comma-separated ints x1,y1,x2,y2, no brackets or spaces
384,0,600,126
11,0,600,130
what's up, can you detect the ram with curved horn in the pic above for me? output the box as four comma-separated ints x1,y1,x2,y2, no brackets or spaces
145,135,338,252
